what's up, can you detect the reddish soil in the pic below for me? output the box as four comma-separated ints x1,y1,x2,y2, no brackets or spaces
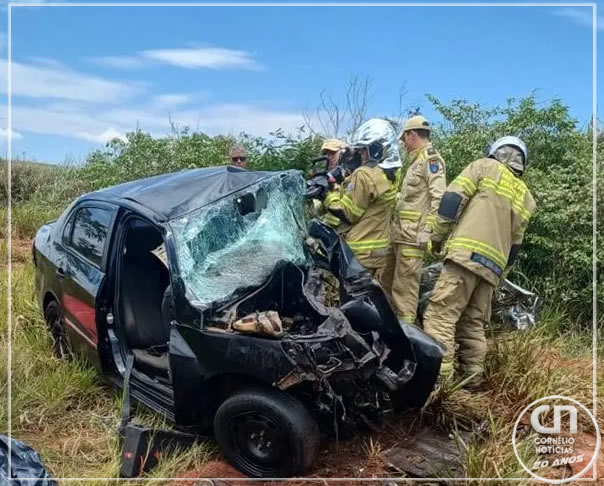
169,417,417,486
569,433,604,480
167,461,249,486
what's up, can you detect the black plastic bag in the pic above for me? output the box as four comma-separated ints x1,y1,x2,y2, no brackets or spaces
0,435,57,486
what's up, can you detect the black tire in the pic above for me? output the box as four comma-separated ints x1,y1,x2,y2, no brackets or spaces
213,386,320,478
44,300,72,360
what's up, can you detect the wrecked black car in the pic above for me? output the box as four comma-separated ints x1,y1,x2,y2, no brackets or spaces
32,166,443,477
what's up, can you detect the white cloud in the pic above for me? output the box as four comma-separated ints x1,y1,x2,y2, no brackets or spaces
76,127,126,144
8,104,129,142
91,55,144,69
25,57,65,69
554,8,604,31
0,127,21,140
152,93,194,108
141,47,263,70
179,103,305,135
5,101,306,144
87,46,264,71
0,61,142,103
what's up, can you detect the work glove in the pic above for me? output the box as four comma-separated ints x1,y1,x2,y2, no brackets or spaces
309,199,323,217
327,165,346,186
417,230,432,249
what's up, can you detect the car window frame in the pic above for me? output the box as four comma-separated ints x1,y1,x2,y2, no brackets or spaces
60,201,118,271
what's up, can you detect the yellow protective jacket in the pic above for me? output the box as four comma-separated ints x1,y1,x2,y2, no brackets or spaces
326,163,398,268
321,184,348,231
392,143,446,246
432,157,536,286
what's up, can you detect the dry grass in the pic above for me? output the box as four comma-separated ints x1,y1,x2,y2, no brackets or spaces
361,437,384,459
417,322,603,485
0,244,216,484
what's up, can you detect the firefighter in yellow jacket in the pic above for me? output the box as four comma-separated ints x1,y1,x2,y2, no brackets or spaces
317,139,349,230
391,116,446,323
423,136,536,387
325,119,402,290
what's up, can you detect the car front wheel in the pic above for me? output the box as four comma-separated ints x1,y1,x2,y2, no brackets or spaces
213,386,319,478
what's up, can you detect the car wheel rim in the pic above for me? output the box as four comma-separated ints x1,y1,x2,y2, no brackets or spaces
227,411,289,476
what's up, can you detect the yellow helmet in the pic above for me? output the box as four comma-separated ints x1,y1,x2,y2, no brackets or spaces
320,138,346,153
400,115,431,138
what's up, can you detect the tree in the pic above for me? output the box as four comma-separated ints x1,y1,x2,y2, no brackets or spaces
303,75,372,138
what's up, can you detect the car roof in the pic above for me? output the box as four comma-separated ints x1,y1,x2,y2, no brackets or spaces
83,165,291,221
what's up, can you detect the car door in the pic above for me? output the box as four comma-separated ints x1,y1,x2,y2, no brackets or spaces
55,201,117,369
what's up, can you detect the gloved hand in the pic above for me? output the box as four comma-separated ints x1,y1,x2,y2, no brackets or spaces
417,230,431,248
309,199,323,217
328,165,345,185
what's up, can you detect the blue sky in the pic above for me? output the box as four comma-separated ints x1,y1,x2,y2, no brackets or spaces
1,1,600,163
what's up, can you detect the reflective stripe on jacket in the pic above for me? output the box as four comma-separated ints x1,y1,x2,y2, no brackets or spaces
433,157,536,286
326,164,397,268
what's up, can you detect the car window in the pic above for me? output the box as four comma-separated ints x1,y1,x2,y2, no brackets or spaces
171,172,307,308
62,215,74,245
68,206,113,266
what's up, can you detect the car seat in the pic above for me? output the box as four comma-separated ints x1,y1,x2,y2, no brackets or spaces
120,223,171,378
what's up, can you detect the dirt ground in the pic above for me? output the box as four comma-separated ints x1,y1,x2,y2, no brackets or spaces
167,415,428,486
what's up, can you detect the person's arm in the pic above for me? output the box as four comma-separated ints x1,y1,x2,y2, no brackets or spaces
326,170,373,225
424,156,447,234
322,190,344,228
431,160,482,243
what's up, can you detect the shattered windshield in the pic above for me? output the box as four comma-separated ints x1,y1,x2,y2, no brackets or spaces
170,171,308,309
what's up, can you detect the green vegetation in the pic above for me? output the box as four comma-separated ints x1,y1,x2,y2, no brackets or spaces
4,94,600,322
428,95,602,321
1,94,601,483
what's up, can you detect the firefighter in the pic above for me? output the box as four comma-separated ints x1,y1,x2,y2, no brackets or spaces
318,139,350,230
325,118,401,291
321,138,346,171
391,115,446,324
423,136,536,387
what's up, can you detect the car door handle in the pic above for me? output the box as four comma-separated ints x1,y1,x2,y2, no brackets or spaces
56,267,66,279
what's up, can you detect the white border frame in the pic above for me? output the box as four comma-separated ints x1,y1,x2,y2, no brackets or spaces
6,1,598,482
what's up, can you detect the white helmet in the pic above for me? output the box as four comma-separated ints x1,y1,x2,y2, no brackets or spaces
350,118,402,169
488,136,528,171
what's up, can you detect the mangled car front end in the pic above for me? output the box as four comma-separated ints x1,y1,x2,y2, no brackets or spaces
166,171,442,429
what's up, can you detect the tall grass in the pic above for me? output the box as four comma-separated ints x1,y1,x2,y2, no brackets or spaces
1,257,216,482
